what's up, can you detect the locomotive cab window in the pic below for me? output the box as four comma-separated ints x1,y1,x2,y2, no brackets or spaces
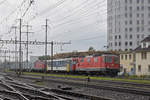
104,56,112,63
114,57,119,64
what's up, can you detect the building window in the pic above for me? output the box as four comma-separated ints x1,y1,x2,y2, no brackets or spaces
130,35,132,39
119,35,121,39
137,13,139,17
130,42,133,46
130,0,132,3
110,43,112,47
149,0,150,3
137,6,140,11
115,35,117,39
138,65,141,72
125,6,127,11
129,20,132,25
148,7,150,11
137,41,140,45
137,0,140,4
148,28,150,32
125,42,128,46
143,42,146,48
125,0,127,3
141,52,147,59
115,42,117,46
125,49,128,51
119,42,121,46
125,21,128,25
137,20,140,24
137,34,140,38
148,13,150,18
125,55,128,60
141,13,144,18
148,21,150,25
125,13,128,18
141,6,144,11
125,28,128,32
130,13,132,18
129,54,132,60
129,7,132,11
121,55,124,60
129,28,133,32
125,34,128,39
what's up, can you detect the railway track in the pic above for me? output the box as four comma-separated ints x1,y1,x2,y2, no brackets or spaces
0,73,112,100
12,72,150,89
24,73,150,90
8,73,150,97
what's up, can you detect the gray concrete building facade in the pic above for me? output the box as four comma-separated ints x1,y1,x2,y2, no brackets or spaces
107,0,150,51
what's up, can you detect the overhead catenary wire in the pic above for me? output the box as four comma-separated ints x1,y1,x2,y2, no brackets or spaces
46,0,106,25
28,0,68,23
0,0,27,24
0,0,29,39
30,0,107,38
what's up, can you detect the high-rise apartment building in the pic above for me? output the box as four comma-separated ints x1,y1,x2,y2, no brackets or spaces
107,0,150,51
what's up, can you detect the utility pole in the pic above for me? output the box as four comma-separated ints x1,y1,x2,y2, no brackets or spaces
44,19,48,74
51,41,53,71
19,19,22,76
22,23,33,71
12,26,18,72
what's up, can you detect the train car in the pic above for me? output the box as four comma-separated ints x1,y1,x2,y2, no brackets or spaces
47,58,72,73
33,60,45,72
74,54,120,75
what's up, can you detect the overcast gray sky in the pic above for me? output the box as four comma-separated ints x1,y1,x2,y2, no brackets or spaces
0,0,107,60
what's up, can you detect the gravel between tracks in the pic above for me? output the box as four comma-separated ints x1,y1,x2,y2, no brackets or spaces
12,76,150,100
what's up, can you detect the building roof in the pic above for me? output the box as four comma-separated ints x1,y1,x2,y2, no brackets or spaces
141,35,150,42
134,35,150,52
135,45,150,52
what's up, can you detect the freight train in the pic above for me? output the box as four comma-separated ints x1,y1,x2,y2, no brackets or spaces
33,54,120,76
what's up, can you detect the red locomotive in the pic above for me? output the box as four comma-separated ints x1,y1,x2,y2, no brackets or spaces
72,54,120,75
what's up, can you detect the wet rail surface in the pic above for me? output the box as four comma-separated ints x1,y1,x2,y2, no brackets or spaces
0,73,112,100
